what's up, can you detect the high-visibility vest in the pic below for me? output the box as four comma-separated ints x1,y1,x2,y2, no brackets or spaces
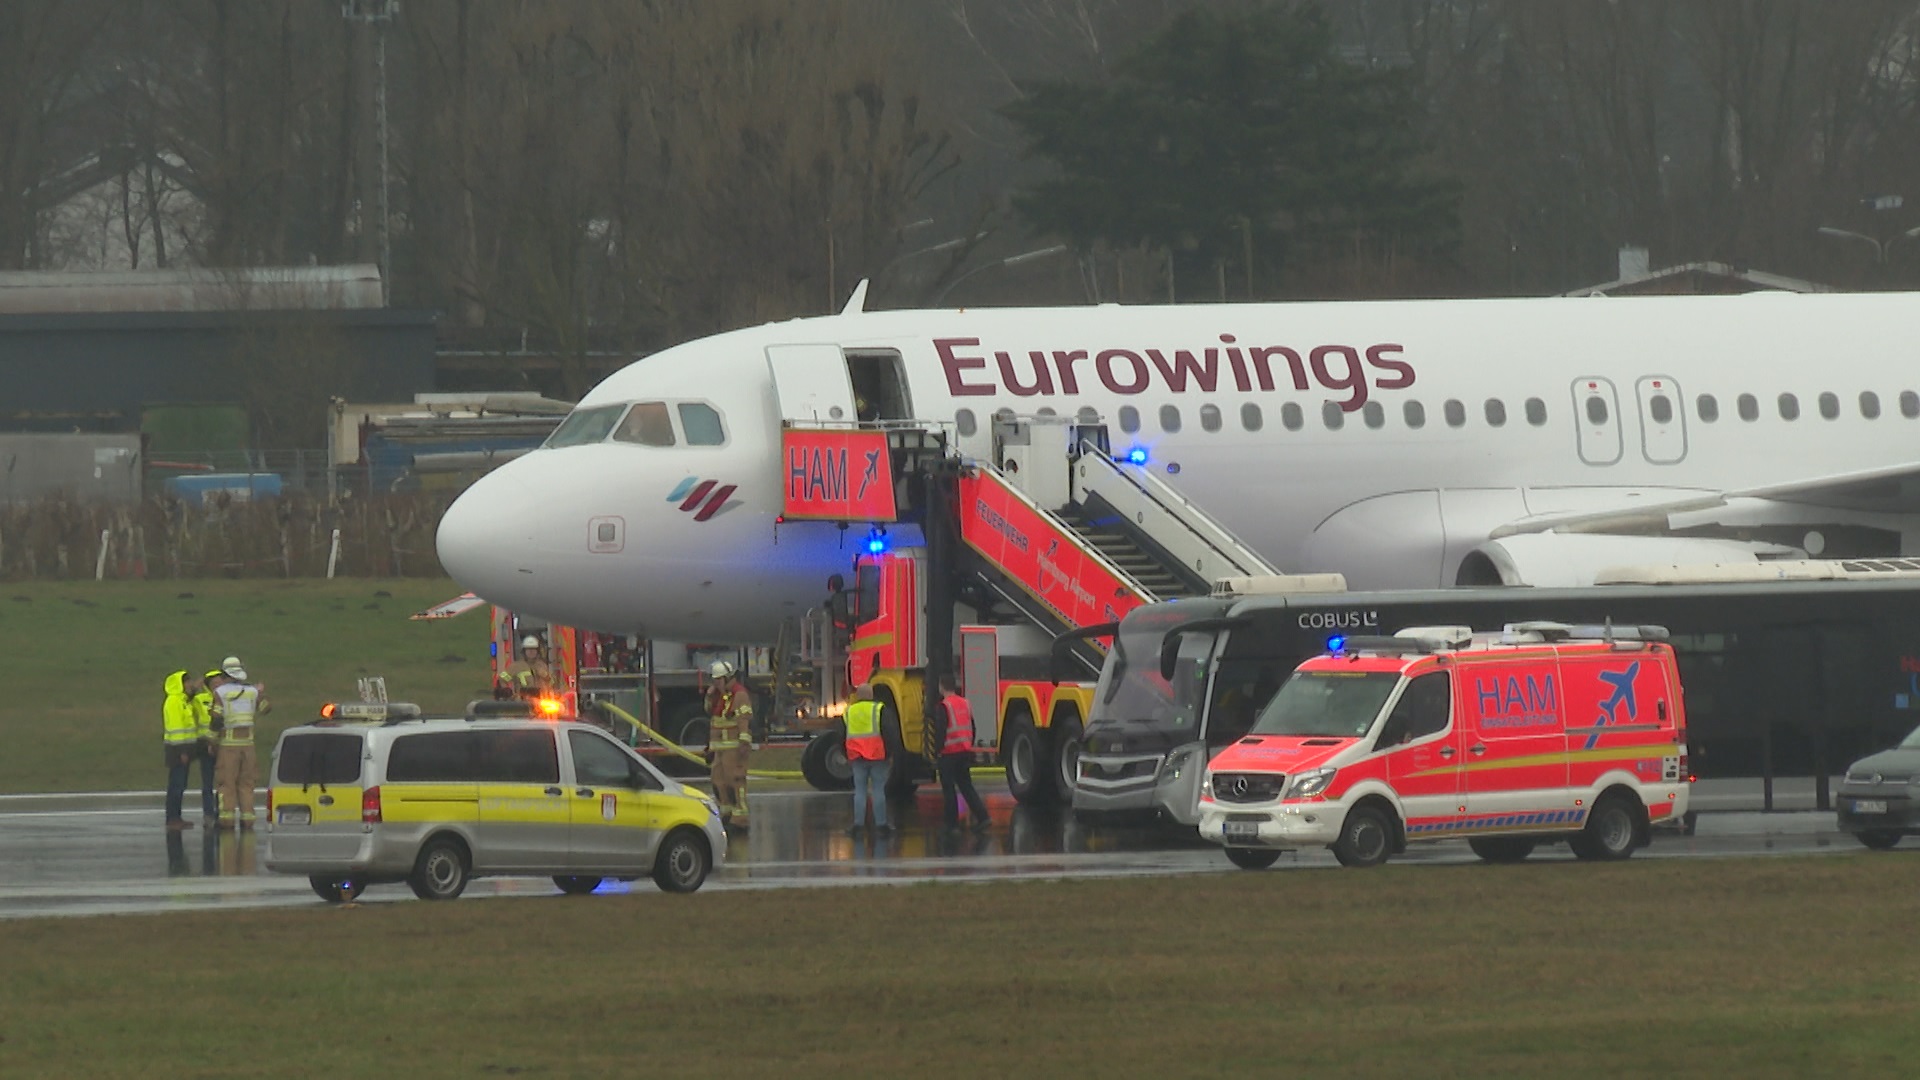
941,694,974,756
163,675,198,746
708,685,753,751
191,690,217,742
215,683,260,746
844,699,886,762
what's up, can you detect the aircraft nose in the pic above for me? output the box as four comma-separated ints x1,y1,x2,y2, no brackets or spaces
436,465,536,595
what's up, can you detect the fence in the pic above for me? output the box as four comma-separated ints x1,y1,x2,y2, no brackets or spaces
0,490,454,580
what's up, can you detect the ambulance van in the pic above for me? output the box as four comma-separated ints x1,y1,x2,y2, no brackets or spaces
1197,623,1690,868
264,704,727,901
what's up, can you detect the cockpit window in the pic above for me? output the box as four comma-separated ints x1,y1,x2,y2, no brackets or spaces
613,402,675,447
678,402,726,446
546,405,623,448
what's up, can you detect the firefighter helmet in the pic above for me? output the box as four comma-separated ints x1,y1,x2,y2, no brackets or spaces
708,660,736,680
520,635,541,650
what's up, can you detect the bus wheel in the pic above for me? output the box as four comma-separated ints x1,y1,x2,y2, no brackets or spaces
1467,837,1535,863
1856,829,1902,851
1569,795,1638,861
800,731,854,791
1049,714,1084,804
1002,710,1055,806
1332,806,1393,868
1224,847,1280,870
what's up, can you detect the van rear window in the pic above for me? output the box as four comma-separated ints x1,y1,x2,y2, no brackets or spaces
277,733,363,785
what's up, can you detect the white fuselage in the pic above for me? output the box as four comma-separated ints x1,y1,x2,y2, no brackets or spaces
436,291,1920,641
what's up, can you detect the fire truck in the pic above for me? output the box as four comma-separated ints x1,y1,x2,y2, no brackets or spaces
784,414,1278,802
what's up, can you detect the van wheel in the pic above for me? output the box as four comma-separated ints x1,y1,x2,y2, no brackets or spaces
653,828,711,893
1332,806,1393,868
1569,796,1638,861
1856,829,1903,851
553,876,602,895
408,837,471,900
1224,847,1281,870
308,875,365,903
1467,837,1536,864
800,732,854,791
1003,710,1055,806
1050,715,1084,804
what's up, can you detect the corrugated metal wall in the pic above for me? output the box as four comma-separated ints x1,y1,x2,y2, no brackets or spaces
0,434,142,504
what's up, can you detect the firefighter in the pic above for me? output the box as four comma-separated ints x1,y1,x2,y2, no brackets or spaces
705,660,753,831
500,635,554,699
212,656,270,829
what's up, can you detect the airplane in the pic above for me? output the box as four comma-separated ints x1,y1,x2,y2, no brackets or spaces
436,286,1920,643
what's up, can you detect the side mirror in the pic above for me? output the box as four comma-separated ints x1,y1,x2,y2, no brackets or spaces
1050,622,1119,684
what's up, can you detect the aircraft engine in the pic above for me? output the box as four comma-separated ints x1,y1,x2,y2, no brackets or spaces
1454,533,1803,587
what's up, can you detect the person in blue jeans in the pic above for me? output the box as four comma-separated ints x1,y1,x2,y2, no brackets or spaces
844,681,892,835
161,670,204,829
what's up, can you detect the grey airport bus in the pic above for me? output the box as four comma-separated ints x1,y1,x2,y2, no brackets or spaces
1071,564,1920,826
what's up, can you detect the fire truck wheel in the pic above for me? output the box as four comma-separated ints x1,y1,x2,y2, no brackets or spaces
1331,805,1394,868
666,701,709,753
800,732,855,791
553,876,603,895
408,836,471,900
1002,711,1056,806
1569,795,1639,861
1224,847,1281,870
1467,837,1535,864
1855,830,1903,850
1049,715,1084,804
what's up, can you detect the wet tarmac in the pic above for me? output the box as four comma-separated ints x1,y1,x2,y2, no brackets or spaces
0,778,1870,919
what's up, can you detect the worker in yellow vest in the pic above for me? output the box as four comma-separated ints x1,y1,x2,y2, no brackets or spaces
162,670,204,830
843,680,891,836
190,669,224,827
705,660,753,831
211,655,271,829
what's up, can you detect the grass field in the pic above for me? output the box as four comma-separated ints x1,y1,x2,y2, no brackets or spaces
0,578,490,794
2,855,1917,1076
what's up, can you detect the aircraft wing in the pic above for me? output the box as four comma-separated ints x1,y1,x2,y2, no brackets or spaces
1490,459,1920,539
410,592,487,620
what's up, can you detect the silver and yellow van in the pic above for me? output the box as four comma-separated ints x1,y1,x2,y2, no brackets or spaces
264,704,726,902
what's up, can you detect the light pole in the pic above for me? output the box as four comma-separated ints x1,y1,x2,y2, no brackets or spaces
932,245,1069,306
1815,225,1920,263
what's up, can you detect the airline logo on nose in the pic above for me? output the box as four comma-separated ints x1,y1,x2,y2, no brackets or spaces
667,477,740,522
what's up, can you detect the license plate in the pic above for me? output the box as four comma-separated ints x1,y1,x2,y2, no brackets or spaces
1852,799,1888,815
1224,821,1261,841
278,805,311,826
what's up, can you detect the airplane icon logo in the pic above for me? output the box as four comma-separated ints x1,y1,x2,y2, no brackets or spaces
1587,662,1639,749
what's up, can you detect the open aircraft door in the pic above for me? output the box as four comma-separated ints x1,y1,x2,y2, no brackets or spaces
766,344,856,425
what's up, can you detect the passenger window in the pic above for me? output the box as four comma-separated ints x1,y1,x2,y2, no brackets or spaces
1404,401,1425,429
1159,404,1182,433
678,402,726,445
1444,400,1466,428
569,730,648,788
471,729,560,784
1118,406,1139,434
545,404,623,448
1373,672,1451,750
1200,404,1222,432
1362,402,1384,429
1584,396,1608,425
1778,393,1799,421
1281,403,1303,431
1077,406,1100,424
1484,398,1507,427
955,409,977,437
1650,395,1674,424
1525,398,1547,426
1697,394,1719,422
1904,391,1920,419
1818,392,1839,420
1240,403,1263,431
613,402,675,447
1737,394,1759,421
1322,402,1345,430
386,732,475,782
1036,406,1057,418
1861,392,1881,419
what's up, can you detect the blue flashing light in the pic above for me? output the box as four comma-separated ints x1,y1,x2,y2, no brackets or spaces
489,641,498,659
1326,635,1346,654
865,530,889,555
1125,446,1149,466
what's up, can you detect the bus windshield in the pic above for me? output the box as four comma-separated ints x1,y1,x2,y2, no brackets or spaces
1092,614,1215,730
1250,671,1401,738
